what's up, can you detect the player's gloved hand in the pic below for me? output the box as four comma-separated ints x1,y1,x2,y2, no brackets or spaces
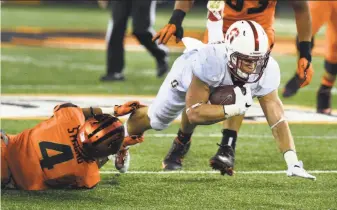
224,84,252,118
297,41,314,88
152,9,185,44
287,161,316,180
114,101,140,117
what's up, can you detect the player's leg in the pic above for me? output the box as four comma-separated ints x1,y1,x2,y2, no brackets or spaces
162,108,196,170
131,0,169,78
317,8,337,114
210,115,244,176
115,66,187,172
283,1,330,97
101,1,131,81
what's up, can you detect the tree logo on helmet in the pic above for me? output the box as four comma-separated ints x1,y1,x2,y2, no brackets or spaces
226,27,239,44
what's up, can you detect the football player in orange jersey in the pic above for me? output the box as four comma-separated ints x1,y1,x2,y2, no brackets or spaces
148,0,314,172
1,101,140,190
283,1,337,115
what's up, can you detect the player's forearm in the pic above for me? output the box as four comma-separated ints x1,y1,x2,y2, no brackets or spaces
292,1,312,42
186,104,226,125
174,0,194,12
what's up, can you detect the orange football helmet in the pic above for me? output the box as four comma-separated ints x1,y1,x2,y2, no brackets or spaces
77,114,124,159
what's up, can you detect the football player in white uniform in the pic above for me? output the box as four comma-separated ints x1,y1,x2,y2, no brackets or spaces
114,5,316,180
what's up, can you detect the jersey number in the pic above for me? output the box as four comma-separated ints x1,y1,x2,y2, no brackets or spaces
39,142,74,170
226,0,269,14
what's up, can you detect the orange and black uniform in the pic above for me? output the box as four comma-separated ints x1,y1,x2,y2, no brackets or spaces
1,103,100,190
204,0,277,47
310,1,337,73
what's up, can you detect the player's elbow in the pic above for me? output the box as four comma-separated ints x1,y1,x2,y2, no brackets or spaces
186,109,202,125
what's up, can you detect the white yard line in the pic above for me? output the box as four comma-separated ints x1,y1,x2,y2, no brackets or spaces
99,170,337,175
145,133,337,140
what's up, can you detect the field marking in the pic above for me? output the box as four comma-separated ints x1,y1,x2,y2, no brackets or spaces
100,170,337,175
146,134,337,140
2,94,337,123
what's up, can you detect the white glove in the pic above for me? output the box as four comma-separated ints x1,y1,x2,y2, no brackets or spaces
287,161,316,181
224,84,253,118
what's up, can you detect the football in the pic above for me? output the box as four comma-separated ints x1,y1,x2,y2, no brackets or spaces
209,85,238,105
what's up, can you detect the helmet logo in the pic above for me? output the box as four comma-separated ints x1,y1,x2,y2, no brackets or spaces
226,27,239,44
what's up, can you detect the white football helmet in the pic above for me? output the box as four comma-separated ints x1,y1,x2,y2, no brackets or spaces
224,20,270,83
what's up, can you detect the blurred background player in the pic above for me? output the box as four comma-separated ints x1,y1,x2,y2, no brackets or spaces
283,1,337,115
152,0,314,172
98,0,169,81
1,101,139,190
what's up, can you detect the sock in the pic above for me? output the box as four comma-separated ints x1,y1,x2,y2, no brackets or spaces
220,129,237,150
283,150,299,167
206,19,225,44
176,129,192,144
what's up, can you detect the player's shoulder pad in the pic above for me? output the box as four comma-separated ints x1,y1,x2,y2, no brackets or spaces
191,44,226,87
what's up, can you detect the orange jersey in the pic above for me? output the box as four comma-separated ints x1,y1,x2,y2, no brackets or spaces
309,1,337,63
4,103,100,190
204,0,277,46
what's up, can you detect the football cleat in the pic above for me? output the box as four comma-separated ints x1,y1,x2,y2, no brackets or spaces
210,144,235,176
162,139,191,170
207,1,225,21
317,85,332,115
114,147,130,173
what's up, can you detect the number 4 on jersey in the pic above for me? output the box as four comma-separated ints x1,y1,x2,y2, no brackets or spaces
39,141,74,170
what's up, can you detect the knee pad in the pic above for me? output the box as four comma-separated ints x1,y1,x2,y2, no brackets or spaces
324,60,337,76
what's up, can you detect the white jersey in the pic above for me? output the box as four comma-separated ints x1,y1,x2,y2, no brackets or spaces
168,42,280,97
148,40,280,131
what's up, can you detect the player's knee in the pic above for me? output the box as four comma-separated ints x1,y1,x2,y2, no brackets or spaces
324,60,337,76
149,120,169,131
147,108,170,131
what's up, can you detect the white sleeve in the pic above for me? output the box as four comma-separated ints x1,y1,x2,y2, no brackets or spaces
191,46,225,87
253,57,281,97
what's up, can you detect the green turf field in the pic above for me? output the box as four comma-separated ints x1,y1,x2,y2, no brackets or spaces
1,4,336,210
1,123,337,209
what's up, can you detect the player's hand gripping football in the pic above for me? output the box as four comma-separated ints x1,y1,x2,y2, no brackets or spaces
296,57,314,88
152,9,185,44
114,101,141,117
286,161,316,180
224,85,253,118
